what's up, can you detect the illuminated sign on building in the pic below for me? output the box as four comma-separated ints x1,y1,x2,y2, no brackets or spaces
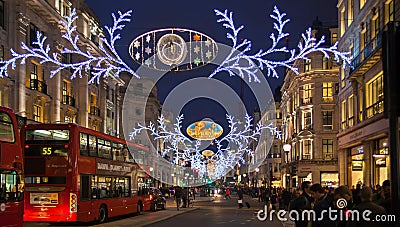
201,150,215,157
186,120,223,140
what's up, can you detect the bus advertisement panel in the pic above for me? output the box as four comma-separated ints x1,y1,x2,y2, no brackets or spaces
0,107,24,227
22,123,150,223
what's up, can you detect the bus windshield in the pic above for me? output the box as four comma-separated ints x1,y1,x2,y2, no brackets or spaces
26,129,70,141
0,170,24,202
0,111,15,143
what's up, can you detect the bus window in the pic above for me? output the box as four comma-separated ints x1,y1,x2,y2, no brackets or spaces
0,170,24,202
26,129,69,141
98,139,112,159
80,133,88,156
0,111,15,143
88,135,97,157
112,143,123,161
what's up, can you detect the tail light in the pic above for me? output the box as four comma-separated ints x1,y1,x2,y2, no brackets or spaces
70,193,77,212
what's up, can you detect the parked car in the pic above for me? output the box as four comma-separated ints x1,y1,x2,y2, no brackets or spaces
149,187,167,211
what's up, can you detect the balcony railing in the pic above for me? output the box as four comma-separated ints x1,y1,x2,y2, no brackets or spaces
30,79,47,94
90,106,101,117
366,100,384,119
62,94,75,107
350,32,382,75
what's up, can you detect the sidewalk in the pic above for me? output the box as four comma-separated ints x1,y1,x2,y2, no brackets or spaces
92,197,214,227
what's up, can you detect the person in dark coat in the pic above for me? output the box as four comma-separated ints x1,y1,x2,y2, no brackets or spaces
333,186,353,227
237,187,244,208
310,183,335,227
290,181,313,227
174,186,183,210
346,186,386,227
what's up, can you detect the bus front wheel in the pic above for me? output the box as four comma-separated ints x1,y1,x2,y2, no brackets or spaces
98,205,108,223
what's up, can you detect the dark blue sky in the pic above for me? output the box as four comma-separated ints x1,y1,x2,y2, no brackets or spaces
85,0,338,126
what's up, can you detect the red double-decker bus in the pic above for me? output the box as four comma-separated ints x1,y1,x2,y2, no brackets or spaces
0,106,24,227
21,123,151,223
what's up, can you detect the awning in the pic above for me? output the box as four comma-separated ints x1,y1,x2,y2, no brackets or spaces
297,172,311,178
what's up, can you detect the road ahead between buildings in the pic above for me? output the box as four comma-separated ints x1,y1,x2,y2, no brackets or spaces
24,194,282,227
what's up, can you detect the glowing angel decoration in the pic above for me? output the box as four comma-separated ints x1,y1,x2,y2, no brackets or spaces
0,9,138,84
129,114,282,179
210,6,351,82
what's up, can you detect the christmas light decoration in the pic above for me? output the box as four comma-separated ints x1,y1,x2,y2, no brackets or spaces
128,113,281,179
0,9,138,83
209,6,351,82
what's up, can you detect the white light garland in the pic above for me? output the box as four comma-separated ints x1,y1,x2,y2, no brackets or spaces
129,114,282,179
0,6,350,84
0,9,138,83
210,6,352,82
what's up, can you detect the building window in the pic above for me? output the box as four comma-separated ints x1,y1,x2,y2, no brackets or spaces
322,111,333,130
366,72,384,118
323,58,333,70
302,140,312,160
360,0,366,9
385,0,394,24
331,33,338,45
0,0,4,29
33,105,42,122
322,139,334,160
303,84,312,104
348,95,354,127
372,14,380,39
90,19,100,46
58,0,71,17
304,59,311,72
302,111,312,130
348,0,354,26
322,82,333,102
341,100,347,130
29,24,41,48
340,7,346,37
0,45,4,77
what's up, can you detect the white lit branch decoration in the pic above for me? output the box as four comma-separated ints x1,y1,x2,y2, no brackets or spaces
129,114,282,179
210,6,351,82
0,9,138,83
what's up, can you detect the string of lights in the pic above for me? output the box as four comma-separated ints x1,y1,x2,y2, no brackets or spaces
209,6,352,82
128,113,282,179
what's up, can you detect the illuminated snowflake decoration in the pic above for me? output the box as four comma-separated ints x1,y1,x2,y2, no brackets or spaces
0,9,138,84
210,6,351,82
129,114,281,179
0,6,350,84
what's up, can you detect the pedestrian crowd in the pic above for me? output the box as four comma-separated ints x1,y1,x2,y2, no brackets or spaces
220,179,395,227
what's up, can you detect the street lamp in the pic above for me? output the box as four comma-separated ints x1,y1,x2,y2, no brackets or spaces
283,144,291,189
254,168,260,187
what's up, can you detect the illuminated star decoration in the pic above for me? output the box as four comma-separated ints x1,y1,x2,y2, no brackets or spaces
128,114,282,179
0,9,138,83
209,6,352,82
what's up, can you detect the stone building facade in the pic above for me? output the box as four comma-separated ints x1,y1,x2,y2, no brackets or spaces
336,0,399,187
280,21,340,189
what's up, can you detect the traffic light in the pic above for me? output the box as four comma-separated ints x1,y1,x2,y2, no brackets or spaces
184,161,191,167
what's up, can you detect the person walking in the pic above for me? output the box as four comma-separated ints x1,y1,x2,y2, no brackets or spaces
309,183,335,227
225,187,231,199
289,181,313,227
174,186,183,210
347,186,386,227
237,187,244,208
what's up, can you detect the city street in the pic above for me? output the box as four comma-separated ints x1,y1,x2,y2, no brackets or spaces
23,195,282,227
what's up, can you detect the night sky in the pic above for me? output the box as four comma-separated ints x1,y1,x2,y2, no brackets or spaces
85,0,338,127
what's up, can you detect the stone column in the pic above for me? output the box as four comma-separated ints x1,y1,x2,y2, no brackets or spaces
15,13,29,117
363,141,373,187
50,72,61,123
338,149,348,185
78,75,88,127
